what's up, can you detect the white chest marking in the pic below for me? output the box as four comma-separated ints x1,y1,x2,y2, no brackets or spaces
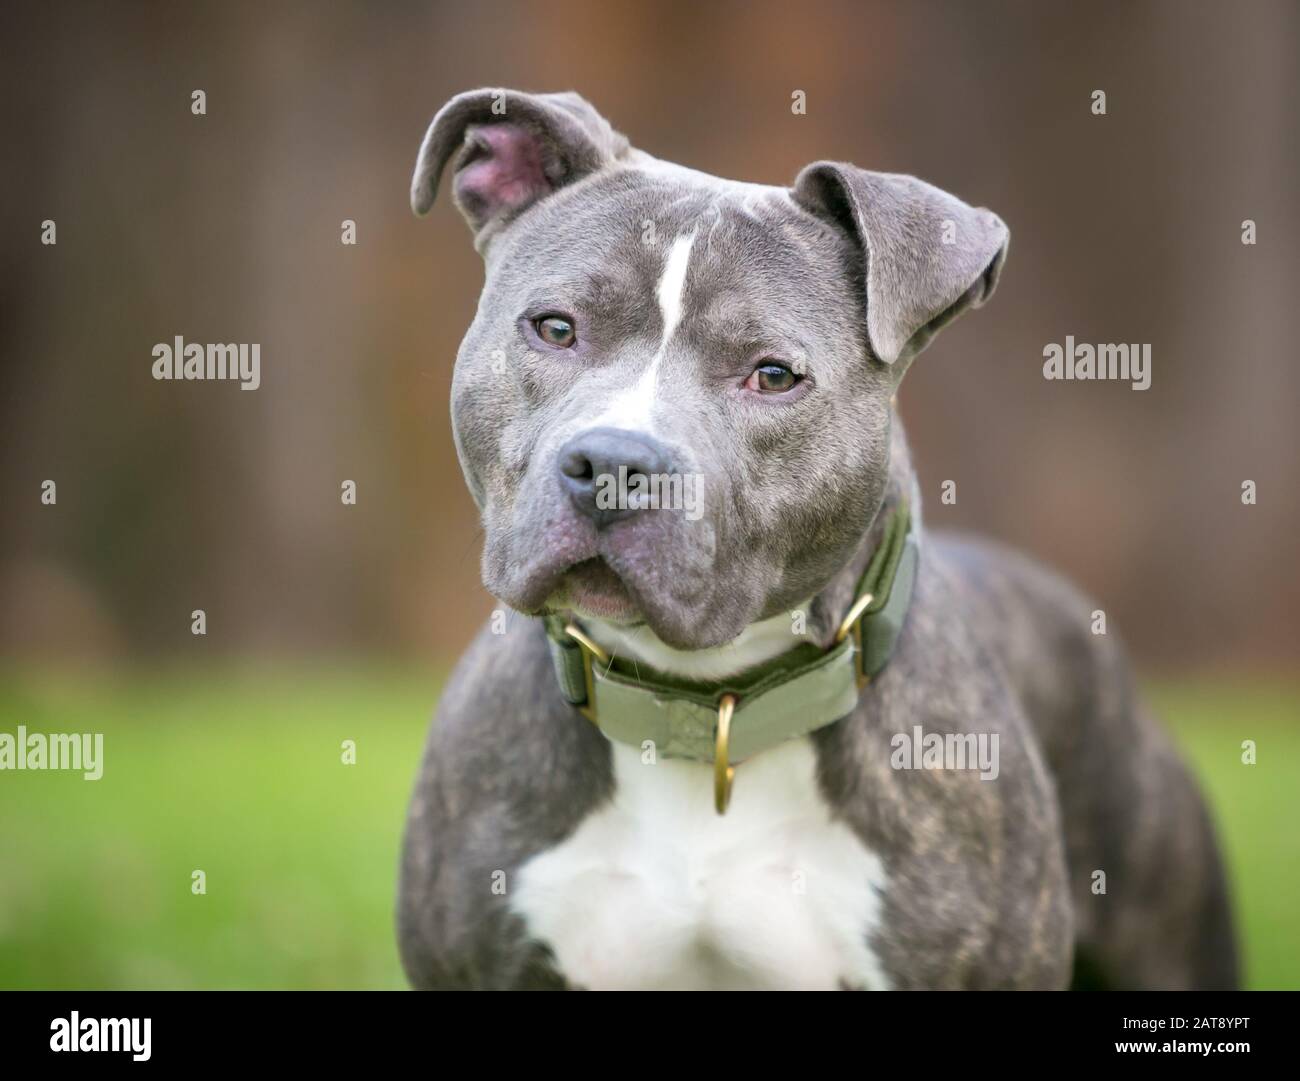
590,231,696,434
511,740,890,990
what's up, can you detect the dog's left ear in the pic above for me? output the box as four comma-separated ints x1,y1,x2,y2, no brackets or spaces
793,163,1008,369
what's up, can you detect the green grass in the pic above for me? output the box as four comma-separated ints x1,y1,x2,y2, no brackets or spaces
0,666,436,989
0,667,1295,989
1146,682,1300,991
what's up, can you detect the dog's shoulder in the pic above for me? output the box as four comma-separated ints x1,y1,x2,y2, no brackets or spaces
397,616,612,989
812,543,1075,988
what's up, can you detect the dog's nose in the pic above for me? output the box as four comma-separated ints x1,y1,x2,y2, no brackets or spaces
558,427,674,526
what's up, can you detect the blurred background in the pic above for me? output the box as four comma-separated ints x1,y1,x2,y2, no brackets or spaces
0,0,1296,989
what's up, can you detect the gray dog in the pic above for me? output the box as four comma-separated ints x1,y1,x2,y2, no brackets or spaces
397,88,1237,990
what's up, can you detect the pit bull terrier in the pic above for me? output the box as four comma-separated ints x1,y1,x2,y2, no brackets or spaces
397,88,1237,991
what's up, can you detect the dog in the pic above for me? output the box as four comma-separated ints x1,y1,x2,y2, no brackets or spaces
397,88,1237,990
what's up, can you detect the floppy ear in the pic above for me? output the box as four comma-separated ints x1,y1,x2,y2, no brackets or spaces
793,163,1008,368
411,88,630,247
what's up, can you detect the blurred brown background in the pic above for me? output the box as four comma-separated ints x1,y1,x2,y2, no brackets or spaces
2,0,1297,671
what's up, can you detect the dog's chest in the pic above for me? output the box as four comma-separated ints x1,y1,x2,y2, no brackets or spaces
510,738,891,990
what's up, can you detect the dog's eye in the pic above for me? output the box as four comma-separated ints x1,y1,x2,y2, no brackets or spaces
535,315,577,348
745,363,800,393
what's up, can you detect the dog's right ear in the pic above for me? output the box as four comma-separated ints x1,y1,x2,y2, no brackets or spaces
410,88,629,248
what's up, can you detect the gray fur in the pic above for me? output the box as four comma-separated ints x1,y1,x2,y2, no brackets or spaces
398,89,1237,990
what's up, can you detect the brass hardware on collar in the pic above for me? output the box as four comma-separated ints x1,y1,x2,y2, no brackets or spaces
564,623,609,724
563,623,610,664
834,592,875,645
714,694,737,815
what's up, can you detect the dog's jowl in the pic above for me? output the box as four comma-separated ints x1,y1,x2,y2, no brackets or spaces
397,89,1237,991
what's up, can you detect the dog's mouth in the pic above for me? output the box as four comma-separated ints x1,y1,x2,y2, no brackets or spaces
550,556,644,624
488,492,728,644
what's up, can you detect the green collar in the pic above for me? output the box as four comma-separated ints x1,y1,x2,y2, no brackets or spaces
544,503,918,813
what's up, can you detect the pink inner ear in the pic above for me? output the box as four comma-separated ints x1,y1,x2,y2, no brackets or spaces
454,124,550,222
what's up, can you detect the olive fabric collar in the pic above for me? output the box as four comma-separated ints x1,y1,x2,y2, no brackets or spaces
544,503,918,813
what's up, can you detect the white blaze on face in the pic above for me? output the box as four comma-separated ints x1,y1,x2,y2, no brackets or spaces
593,231,697,432
655,230,696,347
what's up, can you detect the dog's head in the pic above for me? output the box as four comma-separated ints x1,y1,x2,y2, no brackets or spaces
413,89,1007,649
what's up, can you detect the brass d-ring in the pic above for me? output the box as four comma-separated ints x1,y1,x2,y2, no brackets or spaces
714,694,737,815
564,623,610,725
834,592,875,645
563,623,610,665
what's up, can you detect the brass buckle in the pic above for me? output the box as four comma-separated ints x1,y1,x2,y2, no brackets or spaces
563,623,609,724
834,591,874,690
714,694,737,815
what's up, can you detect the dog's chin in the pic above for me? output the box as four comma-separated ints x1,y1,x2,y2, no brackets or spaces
539,559,756,651
549,557,645,624
489,526,756,648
